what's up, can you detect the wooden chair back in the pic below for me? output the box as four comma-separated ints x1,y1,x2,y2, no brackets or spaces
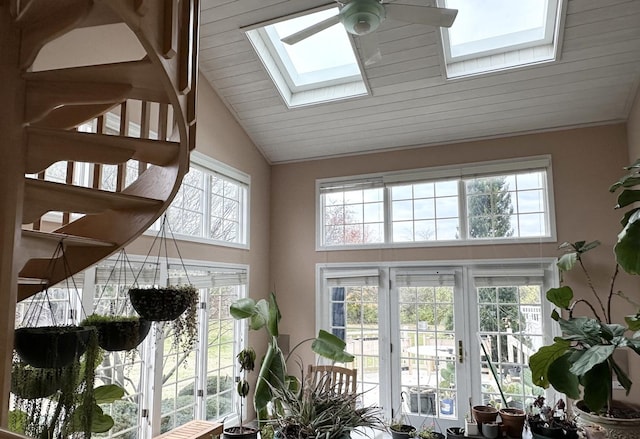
306,365,357,395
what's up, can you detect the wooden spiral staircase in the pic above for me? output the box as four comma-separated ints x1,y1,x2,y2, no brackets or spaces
0,0,200,431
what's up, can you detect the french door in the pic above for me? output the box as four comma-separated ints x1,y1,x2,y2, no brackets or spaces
319,260,557,430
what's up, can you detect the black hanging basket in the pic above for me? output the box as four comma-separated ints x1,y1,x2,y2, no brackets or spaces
14,326,95,369
129,286,196,322
81,315,151,351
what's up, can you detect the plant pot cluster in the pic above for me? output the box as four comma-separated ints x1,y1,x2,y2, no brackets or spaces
468,405,526,439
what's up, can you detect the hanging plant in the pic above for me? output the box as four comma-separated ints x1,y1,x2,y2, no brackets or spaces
11,361,63,400
129,284,198,352
80,314,151,352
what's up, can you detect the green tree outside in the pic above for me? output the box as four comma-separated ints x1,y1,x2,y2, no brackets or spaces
467,176,514,238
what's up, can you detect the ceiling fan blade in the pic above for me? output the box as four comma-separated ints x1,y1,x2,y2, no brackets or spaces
281,14,342,45
385,4,458,27
359,33,381,66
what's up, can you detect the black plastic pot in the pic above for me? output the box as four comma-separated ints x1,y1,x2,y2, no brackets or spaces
390,424,416,439
92,318,151,351
223,426,259,439
129,287,193,321
446,427,465,439
14,326,95,369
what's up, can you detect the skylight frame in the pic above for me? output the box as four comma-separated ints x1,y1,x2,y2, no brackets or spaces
438,0,565,79
244,6,370,108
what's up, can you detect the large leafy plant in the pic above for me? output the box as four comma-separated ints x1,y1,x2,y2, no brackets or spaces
230,292,354,423
529,160,640,416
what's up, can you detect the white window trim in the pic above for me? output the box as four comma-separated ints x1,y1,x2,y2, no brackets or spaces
242,6,370,108
316,155,557,251
145,152,251,249
316,257,562,422
437,0,566,79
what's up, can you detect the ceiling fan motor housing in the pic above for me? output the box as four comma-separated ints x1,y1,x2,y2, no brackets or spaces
341,0,386,36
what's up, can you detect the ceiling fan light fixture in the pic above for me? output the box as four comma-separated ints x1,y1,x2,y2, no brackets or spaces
341,0,386,36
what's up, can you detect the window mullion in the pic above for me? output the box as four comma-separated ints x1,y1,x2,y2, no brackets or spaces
458,179,468,240
384,184,391,244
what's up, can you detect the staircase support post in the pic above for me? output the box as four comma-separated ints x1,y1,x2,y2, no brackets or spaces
0,4,26,427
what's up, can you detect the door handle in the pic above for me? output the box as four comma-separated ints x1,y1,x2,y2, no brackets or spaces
458,340,463,363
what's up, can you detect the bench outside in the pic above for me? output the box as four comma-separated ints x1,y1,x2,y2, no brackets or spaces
154,420,224,439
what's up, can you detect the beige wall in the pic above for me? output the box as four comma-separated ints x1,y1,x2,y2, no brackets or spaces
270,123,640,403
628,86,640,162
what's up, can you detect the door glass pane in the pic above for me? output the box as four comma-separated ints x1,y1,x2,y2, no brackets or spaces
330,285,380,407
399,284,457,420
204,286,237,420
476,283,545,409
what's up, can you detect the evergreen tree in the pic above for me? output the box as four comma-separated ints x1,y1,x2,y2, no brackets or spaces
467,176,514,238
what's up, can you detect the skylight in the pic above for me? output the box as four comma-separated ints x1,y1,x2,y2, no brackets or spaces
245,7,368,108
439,0,563,78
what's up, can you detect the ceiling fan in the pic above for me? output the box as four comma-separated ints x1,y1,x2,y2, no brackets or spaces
280,0,458,65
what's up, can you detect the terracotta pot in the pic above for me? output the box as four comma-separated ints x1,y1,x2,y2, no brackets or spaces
472,405,498,427
499,408,526,438
574,400,640,439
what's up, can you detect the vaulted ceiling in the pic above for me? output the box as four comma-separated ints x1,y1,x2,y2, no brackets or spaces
199,0,640,164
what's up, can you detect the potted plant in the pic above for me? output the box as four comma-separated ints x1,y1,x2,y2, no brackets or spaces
80,314,151,352
129,284,198,352
527,397,578,439
529,161,640,437
389,422,416,439
223,347,259,439
413,424,445,439
268,374,384,439
229,292,355,424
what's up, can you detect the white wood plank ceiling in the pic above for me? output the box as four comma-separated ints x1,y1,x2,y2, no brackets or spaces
199,0,640,164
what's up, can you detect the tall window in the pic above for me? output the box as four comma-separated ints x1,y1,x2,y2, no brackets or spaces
14,259,248,438
318,156,554,249
318,261,558,429
160,153,250,247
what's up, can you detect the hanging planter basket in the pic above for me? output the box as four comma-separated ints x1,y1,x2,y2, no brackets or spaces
81,314,151,351
14,326,95,369
129,285,197,322
11,362,63,399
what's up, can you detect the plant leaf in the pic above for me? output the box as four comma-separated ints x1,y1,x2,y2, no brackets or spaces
569,344,616,376
547,353,580,400
616,189,640,209
625,314,640,331
312,330,355,363
578,240,601,253
546,286,573,309
529,339,570,388
250,299,269,331
266,292,281,337
557,253,578,272
620,207,640,227
581,361,611,414
551,309,560,321
93,384,125,404
615,211,640,274
230,298,257,320
558,317,602,343
611,358,632,395
71,404,115,433
254,342,286,419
